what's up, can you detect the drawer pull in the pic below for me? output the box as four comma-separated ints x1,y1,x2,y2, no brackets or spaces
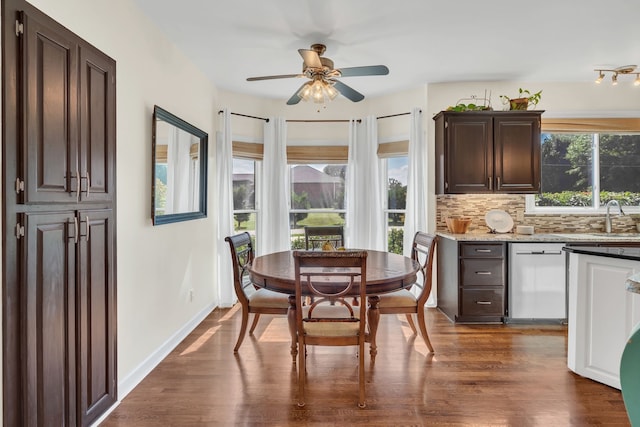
475,271,492,275
475,249,492,253
476,301,492,305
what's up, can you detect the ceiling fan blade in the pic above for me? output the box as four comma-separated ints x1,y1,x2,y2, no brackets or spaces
247,74,303,81
298,49,322,69
286,82,309,105
338,65,389,77
332,80,364,102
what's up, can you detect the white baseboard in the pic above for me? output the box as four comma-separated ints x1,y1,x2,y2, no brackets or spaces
93,302,218,427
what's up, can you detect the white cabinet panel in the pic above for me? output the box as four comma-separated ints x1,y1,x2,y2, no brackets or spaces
567,253,640,389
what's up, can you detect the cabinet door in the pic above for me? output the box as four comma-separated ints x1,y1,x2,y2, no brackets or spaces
78,45,116,203
77,209,117,425
493,114,541,193
445,115,493,193
22,211,78,426
21,10,79,204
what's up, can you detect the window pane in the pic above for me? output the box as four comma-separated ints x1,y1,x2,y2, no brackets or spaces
386,156,407,254
232,158,256,233
289,164,346,249
536,133,593,207
599,134,640,207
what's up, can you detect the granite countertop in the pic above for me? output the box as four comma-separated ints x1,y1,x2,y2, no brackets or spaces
436,231,640,243
626,273,640,294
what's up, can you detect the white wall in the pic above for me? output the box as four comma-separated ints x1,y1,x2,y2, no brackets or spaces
13,0,220,400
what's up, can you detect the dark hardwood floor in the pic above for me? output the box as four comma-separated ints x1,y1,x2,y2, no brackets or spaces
100,306,630,426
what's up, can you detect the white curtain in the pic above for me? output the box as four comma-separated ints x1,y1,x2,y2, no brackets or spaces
257,117,291,255
216,109,236,307
345,116,385,250
402,108,435,305
164,126,191,214
403,107,428,256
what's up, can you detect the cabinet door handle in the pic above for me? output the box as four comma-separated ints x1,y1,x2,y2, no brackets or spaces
497,176,501,190
70,217,78,244
75,168,81,203
488,176,492,190
475,271,492,275
476,301,492,305
81,216,90,243
475,249,492,253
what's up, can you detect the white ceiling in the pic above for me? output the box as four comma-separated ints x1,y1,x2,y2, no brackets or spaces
132,0,640,103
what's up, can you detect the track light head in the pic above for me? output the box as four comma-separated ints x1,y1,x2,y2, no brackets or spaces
595,71,604,84
612,73,618,85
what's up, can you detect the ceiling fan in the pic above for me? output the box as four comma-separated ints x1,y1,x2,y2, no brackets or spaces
246,43,389,105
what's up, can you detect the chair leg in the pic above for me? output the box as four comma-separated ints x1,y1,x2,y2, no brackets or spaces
297,338,306,407
358,340,366,408
249,313,261,334
416,308,434,353
234,307,250,353
405,314,418,335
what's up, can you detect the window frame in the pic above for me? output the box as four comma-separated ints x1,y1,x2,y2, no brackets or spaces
526,117,640,215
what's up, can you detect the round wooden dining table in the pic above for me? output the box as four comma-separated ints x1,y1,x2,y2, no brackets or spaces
248,250,419,360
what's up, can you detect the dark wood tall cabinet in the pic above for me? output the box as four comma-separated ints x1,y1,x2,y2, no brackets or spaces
434,110,543,194
3,0,117,425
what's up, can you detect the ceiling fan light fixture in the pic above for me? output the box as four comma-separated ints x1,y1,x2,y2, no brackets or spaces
298,79,338,104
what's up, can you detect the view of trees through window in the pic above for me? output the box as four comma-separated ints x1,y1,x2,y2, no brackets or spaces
232,158,257,235
289,164,346,249
536,133,640,208
386,156,408,254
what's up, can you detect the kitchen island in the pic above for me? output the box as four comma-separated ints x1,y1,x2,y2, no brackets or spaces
564,246,640,390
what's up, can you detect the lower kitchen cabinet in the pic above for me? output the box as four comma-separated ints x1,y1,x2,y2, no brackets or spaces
437,238,506,323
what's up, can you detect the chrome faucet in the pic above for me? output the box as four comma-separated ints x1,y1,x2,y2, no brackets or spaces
605,200,625,233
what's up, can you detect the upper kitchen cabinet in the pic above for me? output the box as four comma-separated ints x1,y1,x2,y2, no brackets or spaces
19,9,115,204
434,111,543,194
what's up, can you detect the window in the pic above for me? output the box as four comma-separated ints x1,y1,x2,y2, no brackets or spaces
384,156,408,254
530,132,640,212
289,163,346,249
232,158,258,235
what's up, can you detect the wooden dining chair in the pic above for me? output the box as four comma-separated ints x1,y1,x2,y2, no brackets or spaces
377,232,438,353
225,232,290,352
293,250,369,408
304,225,344,250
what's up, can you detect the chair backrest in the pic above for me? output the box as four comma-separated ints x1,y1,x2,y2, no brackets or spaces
304,225,344,250
411,232,438,306
293,250,368,333
224,232,256,304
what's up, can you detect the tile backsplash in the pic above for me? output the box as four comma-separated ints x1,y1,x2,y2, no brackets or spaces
436,194,638,234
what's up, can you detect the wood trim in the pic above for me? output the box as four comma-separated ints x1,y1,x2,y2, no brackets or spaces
286,145,348,163
542,118,640,132
232,141,263,160
377,140,409,157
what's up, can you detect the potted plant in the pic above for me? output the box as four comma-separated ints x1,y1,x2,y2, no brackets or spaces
499,88,542,110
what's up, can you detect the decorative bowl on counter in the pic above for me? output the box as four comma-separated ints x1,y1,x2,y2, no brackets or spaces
446,216,472,234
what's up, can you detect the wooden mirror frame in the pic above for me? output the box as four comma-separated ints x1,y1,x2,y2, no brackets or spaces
151,105,208,225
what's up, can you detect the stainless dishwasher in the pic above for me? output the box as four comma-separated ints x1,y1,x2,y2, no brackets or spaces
508,243,567,322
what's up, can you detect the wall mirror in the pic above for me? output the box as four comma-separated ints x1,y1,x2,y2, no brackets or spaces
152,105,208,225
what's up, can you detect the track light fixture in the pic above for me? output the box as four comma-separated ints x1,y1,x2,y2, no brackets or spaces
594,65,639,87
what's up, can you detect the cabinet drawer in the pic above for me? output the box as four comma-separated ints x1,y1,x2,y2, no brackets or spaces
461,259,504,287
461,243,505,258
461,289,504,316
